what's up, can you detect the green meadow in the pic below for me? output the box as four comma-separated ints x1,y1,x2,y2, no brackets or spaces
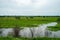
0,16,60,30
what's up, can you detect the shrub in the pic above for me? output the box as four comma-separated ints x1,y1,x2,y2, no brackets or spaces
57,18,60,23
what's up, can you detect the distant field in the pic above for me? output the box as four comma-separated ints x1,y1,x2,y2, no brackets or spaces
0,16,60,31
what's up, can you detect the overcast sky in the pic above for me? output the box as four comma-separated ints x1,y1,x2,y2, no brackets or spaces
0,0,60,16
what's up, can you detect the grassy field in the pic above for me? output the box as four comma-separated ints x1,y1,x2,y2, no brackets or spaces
0,16,58,28
0,16,60,30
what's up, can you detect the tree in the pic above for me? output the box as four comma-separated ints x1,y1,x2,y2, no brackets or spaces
13,25,20,37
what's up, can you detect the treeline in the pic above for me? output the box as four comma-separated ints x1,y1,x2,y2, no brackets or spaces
0,16,60,18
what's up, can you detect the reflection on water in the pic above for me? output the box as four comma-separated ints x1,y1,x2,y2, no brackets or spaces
19,22,58,38
0,28,13,37
0,22,60,38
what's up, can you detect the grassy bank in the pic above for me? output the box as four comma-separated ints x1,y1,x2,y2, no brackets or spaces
0,37,60,40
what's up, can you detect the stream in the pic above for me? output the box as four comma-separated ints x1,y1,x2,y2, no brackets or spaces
0,22,60,38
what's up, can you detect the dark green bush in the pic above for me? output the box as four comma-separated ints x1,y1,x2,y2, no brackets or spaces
57,18,60,23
